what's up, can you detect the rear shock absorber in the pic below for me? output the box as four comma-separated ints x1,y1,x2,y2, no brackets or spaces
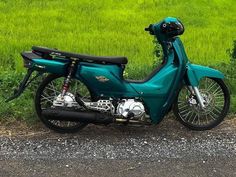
61,60,77,97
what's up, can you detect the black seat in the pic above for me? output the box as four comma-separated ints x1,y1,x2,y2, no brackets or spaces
32,46,128,65
21,51,42,60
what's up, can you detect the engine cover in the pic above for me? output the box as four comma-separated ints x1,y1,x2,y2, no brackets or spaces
116,99,145,117
53,92,78,107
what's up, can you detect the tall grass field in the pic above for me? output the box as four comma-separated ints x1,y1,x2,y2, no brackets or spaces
0,0,235,121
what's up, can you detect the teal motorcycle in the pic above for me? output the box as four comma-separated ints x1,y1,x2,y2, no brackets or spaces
8,17,230,133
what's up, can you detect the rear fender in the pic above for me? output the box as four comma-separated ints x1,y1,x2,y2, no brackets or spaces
186,63,224,86
6,58,69,102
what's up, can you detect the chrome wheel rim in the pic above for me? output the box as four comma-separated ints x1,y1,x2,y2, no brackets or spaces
40,77,91,129
177,78,225,127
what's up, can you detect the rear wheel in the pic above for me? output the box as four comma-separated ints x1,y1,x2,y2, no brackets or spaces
173,77,230,130
35,74,92,133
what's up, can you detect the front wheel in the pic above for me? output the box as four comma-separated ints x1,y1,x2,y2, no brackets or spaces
173,77,230,131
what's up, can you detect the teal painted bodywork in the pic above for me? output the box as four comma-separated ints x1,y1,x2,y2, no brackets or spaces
23,17,225,124
32,58,69,74
76,63,137,97
76,49,179,123
186,63,224,86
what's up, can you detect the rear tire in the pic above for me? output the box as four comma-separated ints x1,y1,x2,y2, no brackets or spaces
173,77,230,131
35,74,92,133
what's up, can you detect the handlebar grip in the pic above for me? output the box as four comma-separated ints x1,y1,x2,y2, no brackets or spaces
145,24,154,35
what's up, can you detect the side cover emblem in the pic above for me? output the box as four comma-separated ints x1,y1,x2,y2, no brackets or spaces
95,76,109,82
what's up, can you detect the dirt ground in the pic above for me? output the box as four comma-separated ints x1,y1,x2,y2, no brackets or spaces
0,117,236,177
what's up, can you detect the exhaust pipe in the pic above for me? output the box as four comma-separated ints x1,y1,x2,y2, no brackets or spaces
42,109,115,124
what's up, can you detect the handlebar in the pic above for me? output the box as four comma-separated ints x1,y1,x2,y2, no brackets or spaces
145,24,154,35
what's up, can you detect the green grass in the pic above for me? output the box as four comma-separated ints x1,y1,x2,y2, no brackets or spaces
0,0,235,73
0,0,235,120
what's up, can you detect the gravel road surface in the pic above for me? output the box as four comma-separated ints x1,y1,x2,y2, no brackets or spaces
0,118,236,177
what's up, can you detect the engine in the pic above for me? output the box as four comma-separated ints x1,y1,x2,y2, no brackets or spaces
53,93,146,119
81,98,146,118
84,100,115,113
116,99,145,118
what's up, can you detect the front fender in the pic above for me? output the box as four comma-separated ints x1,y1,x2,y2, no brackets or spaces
187,63,224,86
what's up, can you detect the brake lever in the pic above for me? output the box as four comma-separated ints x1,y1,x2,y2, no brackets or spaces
145,24,154,35
145,27,150,31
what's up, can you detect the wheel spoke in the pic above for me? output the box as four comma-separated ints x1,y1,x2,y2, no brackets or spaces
176,77,227,129
207,82,217,91
191,113,197,124
213,106,222,114
45,86,61,95
205,114,209,124
208,112,217,120
37,76,91,130
197,114,201,125
50,82,58,97
41,95,54,103
178,103,189,110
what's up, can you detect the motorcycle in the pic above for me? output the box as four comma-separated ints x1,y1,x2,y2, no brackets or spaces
7,17,230,133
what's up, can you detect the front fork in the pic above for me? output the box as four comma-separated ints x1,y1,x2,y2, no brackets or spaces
187,86,206,109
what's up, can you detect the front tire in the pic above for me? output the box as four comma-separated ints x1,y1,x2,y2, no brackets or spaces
173,77,230,131
35,74,92,133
